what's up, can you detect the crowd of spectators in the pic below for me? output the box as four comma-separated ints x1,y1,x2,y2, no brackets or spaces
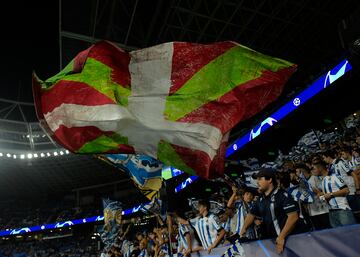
0,114,359,256
0,234,99,257
0,202,99,232
102,116,360,256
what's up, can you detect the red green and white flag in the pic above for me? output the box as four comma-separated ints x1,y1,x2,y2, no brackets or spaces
33,41,296,178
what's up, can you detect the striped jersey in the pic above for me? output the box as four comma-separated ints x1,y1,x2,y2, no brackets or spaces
349,155,360,170
177,224,199,252
330,159,356,195
288,177,314,204
138,249,149,257
121,240,134,257
322,174,351,210
224,202,255,239
189,213,223,249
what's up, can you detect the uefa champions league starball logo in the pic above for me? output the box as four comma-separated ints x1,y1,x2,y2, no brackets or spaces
293,98,301,106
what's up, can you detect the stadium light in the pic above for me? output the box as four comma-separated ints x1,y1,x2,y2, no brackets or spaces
60,151,64,155
40,153,45,157
65,150,70,154
20,154,25,159
53,151,58,156
27,154,33,159
33,153,38,158
6,153,11,158
13,155,16,159
0,153,3,157
46,153,51,157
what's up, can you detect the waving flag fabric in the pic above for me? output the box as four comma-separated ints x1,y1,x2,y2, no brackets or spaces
33,40,296,178
105,154,163,191
96,154,161,200
101,199,123,252
222,239,246,257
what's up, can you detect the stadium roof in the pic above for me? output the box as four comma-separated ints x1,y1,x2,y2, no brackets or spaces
0,0,359,198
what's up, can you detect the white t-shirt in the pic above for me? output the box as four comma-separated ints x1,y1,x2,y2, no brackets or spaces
307,176,329,216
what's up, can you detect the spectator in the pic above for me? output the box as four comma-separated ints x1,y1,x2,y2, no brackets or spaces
341,147,360,174
178,199,225,253
174,212,200,257
138,239,149,257
322,149,360,214
318,159,356,227
287,168,313,231
240,168,300,254
308,162,331,230
224,186,256,241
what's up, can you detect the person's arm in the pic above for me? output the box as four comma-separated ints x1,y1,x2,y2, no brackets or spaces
324,186,349,199
154,229,164,245
351,172,360,194
184,233,192,256
344,160,360,194
275,191,300,254
178,244,184,255
206,214,226,253
239,213,255,237
177,217,190,225
227,186,238,208
240,200,260,237
324,176,350,199
207,229,225,254
276,212,299,254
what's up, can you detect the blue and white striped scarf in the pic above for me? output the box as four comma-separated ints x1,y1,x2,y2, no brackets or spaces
288,176,314,203
221,239,246,257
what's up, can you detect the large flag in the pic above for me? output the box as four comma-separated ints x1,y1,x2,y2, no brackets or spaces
33,41,296,178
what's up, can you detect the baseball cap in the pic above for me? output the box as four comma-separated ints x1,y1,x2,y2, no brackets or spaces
252,168,277,180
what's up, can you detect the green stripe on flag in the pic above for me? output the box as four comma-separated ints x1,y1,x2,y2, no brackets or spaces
164,45,294,121
42,60,75,87
43,58,130,106
78,133,129,153
157,140,195,175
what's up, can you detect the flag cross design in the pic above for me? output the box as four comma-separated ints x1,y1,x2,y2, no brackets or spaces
34,40,296,178
126,43,222,160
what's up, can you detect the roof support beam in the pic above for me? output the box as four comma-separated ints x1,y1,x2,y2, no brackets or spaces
61,31,137,51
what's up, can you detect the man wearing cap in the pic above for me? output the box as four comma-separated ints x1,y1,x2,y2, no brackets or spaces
239,168,299,254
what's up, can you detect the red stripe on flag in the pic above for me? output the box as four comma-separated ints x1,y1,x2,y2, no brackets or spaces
171,136,227,179
170,146,224,179
87,41,131,87
177,66,296,133
171,143,212,178
53,125,135,154
41,81,115,114
104,146,135,154
73,48,91,73
170,42,235,95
